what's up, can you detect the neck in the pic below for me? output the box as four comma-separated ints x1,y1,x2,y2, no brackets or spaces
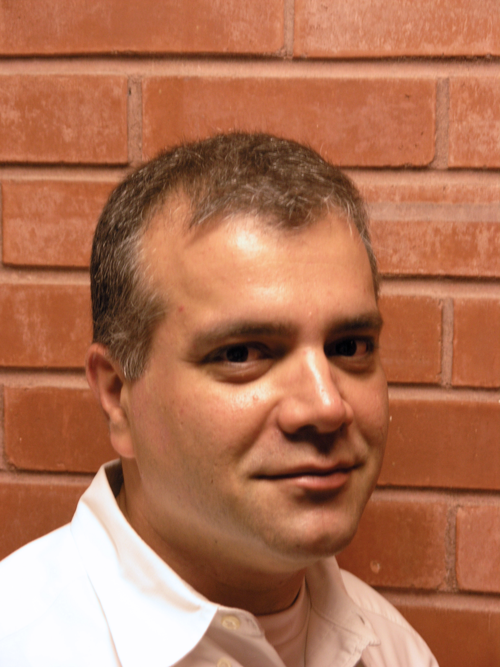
117,485,306,615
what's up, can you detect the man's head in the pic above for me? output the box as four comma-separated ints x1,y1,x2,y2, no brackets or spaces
90,133,378,381
86,133,388,608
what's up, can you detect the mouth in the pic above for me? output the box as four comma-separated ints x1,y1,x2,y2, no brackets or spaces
258,463,360,492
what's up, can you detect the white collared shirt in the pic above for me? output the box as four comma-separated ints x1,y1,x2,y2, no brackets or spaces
0,461,439,667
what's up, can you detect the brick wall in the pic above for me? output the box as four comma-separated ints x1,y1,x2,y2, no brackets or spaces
0,2,498,664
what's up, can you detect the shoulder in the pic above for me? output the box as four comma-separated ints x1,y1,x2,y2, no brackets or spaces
0,526,78,634
340,569,439,667
340,568,411,628
0,527,115,666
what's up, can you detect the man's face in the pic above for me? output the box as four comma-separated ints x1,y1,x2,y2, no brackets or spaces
120,213,388,575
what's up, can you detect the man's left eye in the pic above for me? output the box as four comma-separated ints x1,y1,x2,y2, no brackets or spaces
329,338,374,358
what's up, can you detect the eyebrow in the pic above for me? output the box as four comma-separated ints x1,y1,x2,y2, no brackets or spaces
190,322,296,351
189,312,384,351
333,312,384,333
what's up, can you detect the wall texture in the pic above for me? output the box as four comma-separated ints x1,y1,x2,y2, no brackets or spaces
0,2,499,665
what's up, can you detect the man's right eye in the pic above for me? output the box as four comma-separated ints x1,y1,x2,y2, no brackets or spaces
205,341,275,364
201,343,275,382
224,345,251,363
213,343,273,365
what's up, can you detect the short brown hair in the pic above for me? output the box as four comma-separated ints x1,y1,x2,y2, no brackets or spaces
90,132,378,380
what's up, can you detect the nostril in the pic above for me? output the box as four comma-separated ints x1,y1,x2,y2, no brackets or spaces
284,426,345,453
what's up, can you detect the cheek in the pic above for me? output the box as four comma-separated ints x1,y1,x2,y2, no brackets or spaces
353,377,389,445
128,377,187,463
182,383,276,453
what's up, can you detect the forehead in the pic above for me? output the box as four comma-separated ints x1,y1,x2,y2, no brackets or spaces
141,213,377,331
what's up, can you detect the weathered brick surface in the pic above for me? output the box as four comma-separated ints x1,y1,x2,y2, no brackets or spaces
0,76,128,164
371,220,500,278
393,602,500,667
294,0,500,58
337,498,448,589
0,479,89,561
452,298,500,388
2,181,116,268
449,78,500,168
142,77,436,167
456,506,500,593
357,177,500,204
379,398,500,490
0,0,284,55
4,387,114,473
0,284,91,368
378,295,442,384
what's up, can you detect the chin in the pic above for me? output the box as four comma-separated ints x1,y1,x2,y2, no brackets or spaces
305,531,357,560
307,503,364,550
272,523,360,568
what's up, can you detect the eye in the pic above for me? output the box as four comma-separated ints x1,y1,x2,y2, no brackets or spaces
326,337,375,358
335,339,358,357
224,345,251,363
202,343,275,383
209,343,271,365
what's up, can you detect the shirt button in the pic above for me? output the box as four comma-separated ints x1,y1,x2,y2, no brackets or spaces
221,615,241,630
217,659,232,667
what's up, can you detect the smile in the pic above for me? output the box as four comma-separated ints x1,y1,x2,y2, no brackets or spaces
259,464,359,492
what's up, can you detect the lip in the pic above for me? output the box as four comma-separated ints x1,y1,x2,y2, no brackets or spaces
258,463,359,492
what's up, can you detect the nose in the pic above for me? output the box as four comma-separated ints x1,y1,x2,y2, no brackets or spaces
276,348,354,435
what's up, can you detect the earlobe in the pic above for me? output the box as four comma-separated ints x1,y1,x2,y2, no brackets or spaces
85,343,136,459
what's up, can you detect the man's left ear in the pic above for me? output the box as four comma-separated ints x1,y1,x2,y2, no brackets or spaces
85,343,136,459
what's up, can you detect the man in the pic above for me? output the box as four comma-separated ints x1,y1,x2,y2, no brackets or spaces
0,133,438,666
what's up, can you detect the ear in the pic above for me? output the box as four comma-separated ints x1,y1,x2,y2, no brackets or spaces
85,343,136,459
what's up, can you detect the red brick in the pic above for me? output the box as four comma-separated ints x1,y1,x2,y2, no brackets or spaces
337,498,448,589
0,478,89,561
452,298,500,388
379,398,500,490
142,77,435,167
357,178,500,204
2,181,116,268
294,0,500,58
372,220,500,278
4,387,115,473
449,78,500,168
456,506,500,593
392,601,500,667
0,1,283,55
379,295,442,384
0,284,91,368
0,76,127,164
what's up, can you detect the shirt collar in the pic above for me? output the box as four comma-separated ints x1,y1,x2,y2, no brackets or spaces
71,461,218,667
306,558,380,665
71,461,379,667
